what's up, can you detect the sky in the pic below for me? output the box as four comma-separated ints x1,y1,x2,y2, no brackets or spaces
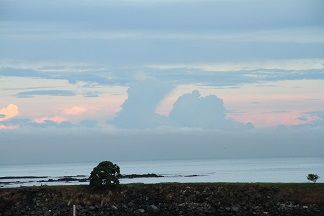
0,0,324,164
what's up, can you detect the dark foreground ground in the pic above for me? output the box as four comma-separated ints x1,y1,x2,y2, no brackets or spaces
1,183,324,216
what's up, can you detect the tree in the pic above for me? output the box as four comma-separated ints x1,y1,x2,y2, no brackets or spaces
307,174,319,183
89,161,120,188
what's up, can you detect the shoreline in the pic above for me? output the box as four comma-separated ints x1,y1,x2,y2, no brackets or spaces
0,174,208,188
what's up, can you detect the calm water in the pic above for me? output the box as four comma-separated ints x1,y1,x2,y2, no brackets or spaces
0,157,323,187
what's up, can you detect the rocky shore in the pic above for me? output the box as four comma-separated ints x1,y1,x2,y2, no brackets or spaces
0,173,168,187
1,183,323,216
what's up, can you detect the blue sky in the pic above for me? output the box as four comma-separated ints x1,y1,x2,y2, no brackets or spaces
0,0,324,163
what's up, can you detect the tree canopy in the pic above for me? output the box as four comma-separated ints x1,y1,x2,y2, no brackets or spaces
89,161,120,188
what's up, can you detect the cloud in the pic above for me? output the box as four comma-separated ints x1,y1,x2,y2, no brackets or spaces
2,0,324,69
2,117,97,129
169,90,225,128
63,106,87,115
1,127,323,164
16,90,75,98
310,112,324,128
33,116,66,124
3,0,324,32
0,105,19,130
82,91,100,97
80,119,98,128
113,78,173,128
148,58,324,72
169,90,252,129
33,121,73,128
2,59,324,89
233,111,318,128
0,64,113,85
113,79,252,129
294,111,324,129
0,104,19,121
0,125,18,130
4,28,324,44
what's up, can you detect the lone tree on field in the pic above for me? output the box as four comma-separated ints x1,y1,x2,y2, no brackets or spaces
307,173,319,183
89,161,120,188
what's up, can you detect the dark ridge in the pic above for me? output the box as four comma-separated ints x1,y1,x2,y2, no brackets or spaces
120,173,163,179
0,176,48,180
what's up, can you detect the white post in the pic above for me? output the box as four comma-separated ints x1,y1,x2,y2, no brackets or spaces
73,205,76,216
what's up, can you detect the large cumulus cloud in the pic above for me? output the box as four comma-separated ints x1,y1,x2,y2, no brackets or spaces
113,78,172,128
169,90,251,129
113,80,252,130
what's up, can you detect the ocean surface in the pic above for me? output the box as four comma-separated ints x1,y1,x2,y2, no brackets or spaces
1,157,323,188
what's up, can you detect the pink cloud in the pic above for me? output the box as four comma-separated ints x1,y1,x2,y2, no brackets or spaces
156,95,178,116
33,116,66,124
0,104,19,121
228,111,319,128
63,106,87,115
0,125,19,130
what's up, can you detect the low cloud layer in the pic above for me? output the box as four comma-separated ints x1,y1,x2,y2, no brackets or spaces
1,127,323,165
295,111,324,129
2,60,324,88
3,117,73,129
16,90,75,98
33,116,66,124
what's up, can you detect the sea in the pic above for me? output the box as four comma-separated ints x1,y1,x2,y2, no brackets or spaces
0,157,323,188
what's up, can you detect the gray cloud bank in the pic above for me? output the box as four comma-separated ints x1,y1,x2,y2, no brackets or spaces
0,128,323,165
16,90,75,98
2,0,323,31
1,65,324,89
1,0,324,66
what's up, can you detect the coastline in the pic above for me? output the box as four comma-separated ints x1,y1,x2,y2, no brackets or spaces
1,173,202,188
1,183,324,216
1,157,323,188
